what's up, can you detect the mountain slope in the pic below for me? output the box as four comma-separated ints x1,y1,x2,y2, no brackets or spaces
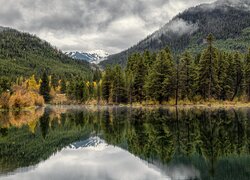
0,27,92,79
65,50,109,64
100,0,250,67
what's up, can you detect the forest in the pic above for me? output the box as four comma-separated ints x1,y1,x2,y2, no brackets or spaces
100,34,250,105
100,2,250,67
1,34,250,108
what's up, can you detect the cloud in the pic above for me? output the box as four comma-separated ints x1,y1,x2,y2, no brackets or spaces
0,0,216,53
2,138,171,180
167,18,199,35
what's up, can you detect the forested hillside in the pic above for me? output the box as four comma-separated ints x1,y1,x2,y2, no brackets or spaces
100,0,250,67
0,27,92,80
99,34,250,105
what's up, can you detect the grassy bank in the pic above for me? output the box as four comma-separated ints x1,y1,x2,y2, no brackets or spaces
50,95,250,108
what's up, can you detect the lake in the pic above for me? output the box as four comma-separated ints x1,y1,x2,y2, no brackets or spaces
0,106,249,180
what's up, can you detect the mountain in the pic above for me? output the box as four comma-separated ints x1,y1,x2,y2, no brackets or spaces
0,27,92,79
66,50,109,64
100,0,250,67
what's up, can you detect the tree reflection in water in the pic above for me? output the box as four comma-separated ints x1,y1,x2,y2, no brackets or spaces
0,106,249,179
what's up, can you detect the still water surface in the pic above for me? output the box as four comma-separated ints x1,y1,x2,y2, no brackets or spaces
0,106,249,180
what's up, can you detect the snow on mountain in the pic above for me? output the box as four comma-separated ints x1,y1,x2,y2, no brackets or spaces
65,50,109,64
68,136,107,151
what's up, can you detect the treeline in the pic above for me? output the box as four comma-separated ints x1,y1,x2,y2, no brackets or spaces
0,28,92,79
100,5,250,68
1,34,250,106
101,34,250,105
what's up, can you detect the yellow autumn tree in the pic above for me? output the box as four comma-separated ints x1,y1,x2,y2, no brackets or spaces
26,75,40,92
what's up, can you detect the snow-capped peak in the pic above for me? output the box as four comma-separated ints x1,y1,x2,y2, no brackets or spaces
65,50,109,64
88,50,109,58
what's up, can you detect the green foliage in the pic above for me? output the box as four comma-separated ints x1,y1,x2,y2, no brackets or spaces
1,107,249,179
127,53,147,103
100,4,250,68
0,77,11,94
198,34,219,100
112,65,127,103
245,49,250,100
39,72,51,103
0,28,92,80
145,49,175,103
100,34,250,104
102,67,113,103
60,79,67,94
179,51,195,100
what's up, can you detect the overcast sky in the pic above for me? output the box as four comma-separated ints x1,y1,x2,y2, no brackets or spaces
0,0,216,53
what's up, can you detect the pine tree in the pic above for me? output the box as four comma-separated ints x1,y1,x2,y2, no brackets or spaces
112,65,127,103
143,50,154,69
145,48,175,104
39,72,51,103
217,52,230,100
198,34,219,101
60,79,67,94
132,54,147,103
179,51,195,100
102,67,113,104
245,49,250,101
125,71,134,105
226,54,236,99
93,69,102,82
97,81,102,104
231,52,244,101
82,82,89,103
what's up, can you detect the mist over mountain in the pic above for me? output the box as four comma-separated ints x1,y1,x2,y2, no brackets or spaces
100,0,250,67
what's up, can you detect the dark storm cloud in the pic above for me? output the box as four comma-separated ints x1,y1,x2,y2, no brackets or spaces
0,0,216,53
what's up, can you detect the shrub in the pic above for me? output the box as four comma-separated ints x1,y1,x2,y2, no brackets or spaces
0,92,11,108
9,90,35,108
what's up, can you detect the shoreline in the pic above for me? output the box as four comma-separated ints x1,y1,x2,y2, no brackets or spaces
1,102,250,111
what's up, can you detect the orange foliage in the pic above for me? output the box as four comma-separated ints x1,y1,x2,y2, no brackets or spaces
0,84,44,109
0,92,11,108
0,108,44,129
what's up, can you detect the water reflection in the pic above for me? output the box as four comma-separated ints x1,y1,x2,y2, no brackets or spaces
1,137,172,180
0,106,249,180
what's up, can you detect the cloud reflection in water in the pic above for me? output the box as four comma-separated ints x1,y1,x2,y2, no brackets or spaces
1,137,199,180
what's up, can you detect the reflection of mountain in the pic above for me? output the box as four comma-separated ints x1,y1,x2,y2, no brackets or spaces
0,106,249,179
69,136,106,150
2,137,171,180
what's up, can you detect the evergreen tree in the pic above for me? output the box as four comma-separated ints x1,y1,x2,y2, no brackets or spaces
60,79,67,94
217,52,230,100
198,34,219,100
125,71,134,105
102,67,113,103
93,69,102,82
245,49,250,101
132,54,147,103
51,74,59,88
97,81,102,104
231,52,244,101
39,72,51,103
145,48,175,104
82,82,89,103
143,50,154,69
112,65,127,103
0,77,11,94
179,51,195,100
